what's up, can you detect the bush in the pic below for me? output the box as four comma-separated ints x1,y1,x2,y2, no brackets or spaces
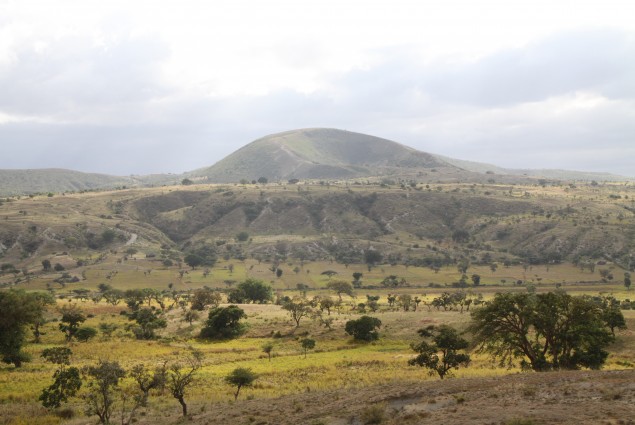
200,305,246,339
75,326,97,342
361,403,386,424
345,316,381,341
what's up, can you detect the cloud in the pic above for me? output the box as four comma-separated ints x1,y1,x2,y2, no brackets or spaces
0,25,633,177
421,29,635,107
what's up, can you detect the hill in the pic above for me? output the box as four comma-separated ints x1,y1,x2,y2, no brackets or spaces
190,128,460,182
436,154,633,182
0,168,137,196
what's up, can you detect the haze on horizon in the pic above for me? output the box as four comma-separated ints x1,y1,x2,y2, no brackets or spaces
0,0,634,177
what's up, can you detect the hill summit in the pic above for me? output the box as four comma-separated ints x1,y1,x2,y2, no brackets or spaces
191,128,455,182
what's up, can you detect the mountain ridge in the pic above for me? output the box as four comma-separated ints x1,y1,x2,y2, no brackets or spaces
0,128,632,196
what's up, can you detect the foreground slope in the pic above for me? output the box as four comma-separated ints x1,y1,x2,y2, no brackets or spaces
191,128,459,182
185,369,635,425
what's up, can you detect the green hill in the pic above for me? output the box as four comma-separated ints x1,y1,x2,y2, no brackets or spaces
190,128,457,182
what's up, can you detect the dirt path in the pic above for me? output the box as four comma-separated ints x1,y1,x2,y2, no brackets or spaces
125,232,138,246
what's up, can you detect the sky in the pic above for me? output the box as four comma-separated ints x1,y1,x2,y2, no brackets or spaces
0,0,634,176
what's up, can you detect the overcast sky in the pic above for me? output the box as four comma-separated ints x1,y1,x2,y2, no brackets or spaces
0,0,634,176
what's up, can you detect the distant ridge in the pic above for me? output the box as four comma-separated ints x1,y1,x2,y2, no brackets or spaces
0,169,136,196
1,128,632,196
435,155,634,182
190,128,456,182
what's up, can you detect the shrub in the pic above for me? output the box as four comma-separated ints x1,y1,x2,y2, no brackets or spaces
345,316,381,341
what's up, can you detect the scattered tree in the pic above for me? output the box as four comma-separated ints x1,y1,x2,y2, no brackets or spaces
39,347,82,409
326,279,354,301
225,367,258,400
469,291,617,371
282,296,313,328
262,342,274,362
167,350,202,417
200,305,247,339
300,338,316,358
59,304,86,342
409,325,470,379
345,316,382,342
83,360,127,424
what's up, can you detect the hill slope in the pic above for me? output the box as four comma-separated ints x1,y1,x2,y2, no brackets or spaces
0,169,137,196
435,154,633,181
191,128,457,182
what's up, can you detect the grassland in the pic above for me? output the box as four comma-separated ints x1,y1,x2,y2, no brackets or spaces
1,178,635,424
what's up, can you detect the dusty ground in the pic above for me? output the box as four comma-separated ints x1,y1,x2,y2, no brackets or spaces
176,369,635,425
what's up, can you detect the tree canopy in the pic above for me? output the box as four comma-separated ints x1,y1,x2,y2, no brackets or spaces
345,316,382,342
0,290,48,367
200,305,247,339
468,291,619,371
409,325,470,379
228,278,273,304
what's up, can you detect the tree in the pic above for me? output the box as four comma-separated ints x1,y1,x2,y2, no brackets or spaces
469,291,617,371
31,291,55,343
397,294,412,311
129,363,167,407
364,250,382,269
381,275,407,288
625,272,632,290
59,304,86,342
282,296,313,328
326,279,354,301
83,360,127,424
200,305,247,339
262,342,274,362
257,177,268,184
229,278,273,304
225,367,257,400
318,296,336,315
183,310,200,326
181,178,193,186
345,316,382,342
76,326,98,342
190,288,222,311
42,259,52,271
409,325,470,379
236,231,250,242
471,274,481,286
126,308,167,340
39,347,82,409
167,351,202,417
184,244,217,269
300,338,316,358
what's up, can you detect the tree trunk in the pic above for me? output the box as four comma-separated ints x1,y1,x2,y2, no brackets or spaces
234,385,242,401
177,396,187,416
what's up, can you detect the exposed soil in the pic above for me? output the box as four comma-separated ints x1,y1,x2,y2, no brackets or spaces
185,369,635,425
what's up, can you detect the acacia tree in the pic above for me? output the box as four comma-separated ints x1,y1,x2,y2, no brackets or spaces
408,325,470,379
262,342,274,362
225,367,257,400
326,280,353,301
83,360,127,425
282,296,313,328
300,338,316,358
59,304,86,342
469,291,618,371
167,350,202,417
